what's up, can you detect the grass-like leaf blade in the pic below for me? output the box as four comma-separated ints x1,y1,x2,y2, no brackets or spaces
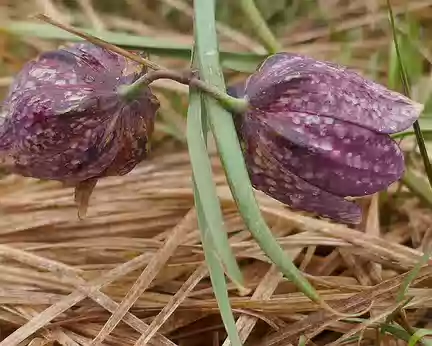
386,0,432,189
3,21,266,73
193,0,324,306
188,87,243,346
186,80,245,291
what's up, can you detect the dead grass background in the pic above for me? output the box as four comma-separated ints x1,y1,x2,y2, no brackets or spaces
0,0,432,345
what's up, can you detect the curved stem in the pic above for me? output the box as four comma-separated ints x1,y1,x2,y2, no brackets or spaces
238,0,282,54
119,69,249,114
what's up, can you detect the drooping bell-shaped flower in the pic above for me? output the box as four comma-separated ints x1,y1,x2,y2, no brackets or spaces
0,42,159,216
232,53,423,224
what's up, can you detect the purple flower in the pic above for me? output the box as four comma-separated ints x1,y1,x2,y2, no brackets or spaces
233,53,423,224
0,42,159,216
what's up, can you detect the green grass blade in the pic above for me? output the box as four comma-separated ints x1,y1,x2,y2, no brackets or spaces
399,16,423,85
381,324,412,342
5,21,191,56
194,183,242,346
186,77,244,292
193,0,321,304
382,324,432,345
3,21,266,73
388,38,400,91
238,0,281,53
298,336,307,346
387,16,423,91
345,320,412,343
386,0,432,189
409,329,432,346
188,83,242,345
344,319,432,345
397,249,431,302
393,22,432,115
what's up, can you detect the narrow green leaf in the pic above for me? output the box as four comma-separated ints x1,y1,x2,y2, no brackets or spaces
345,319,411,342
381,324,412,342
381,323,432,346
394,22,432,115
5,21,191,55
347,319,432,345
221,59,262,73
298,336,307,346
194,186,242,346
383,323,432,346
3,21,266,73
193,0,322,304
409,329,432,346
400,16,423,84
388,39,400,90
189,87,242,346
387,17,423,91
397,249,431,302
238,0,281,53
186,73,244,291
387,0,432,190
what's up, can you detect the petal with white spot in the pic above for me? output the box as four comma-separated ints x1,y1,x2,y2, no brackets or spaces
246,52,422,134
251,110,405,196
240,120,362,224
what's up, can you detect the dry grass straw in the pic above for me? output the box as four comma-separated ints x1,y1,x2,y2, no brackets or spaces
0,149,429,345
89,209,197,346
0,0,432,344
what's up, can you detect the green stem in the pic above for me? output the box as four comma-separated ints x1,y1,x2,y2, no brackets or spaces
188,50,243,345
194,184,243,346
187,84,246,293
193,0,321,304
239,0,282,54
119,69,248,114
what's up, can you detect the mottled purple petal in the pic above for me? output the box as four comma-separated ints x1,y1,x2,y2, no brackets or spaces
0,43,158,184
245,52,422,134
8,49,118,96
241,121,362,224
251,110,404,197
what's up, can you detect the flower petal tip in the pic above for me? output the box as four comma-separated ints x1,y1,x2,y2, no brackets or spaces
413,100,425,119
